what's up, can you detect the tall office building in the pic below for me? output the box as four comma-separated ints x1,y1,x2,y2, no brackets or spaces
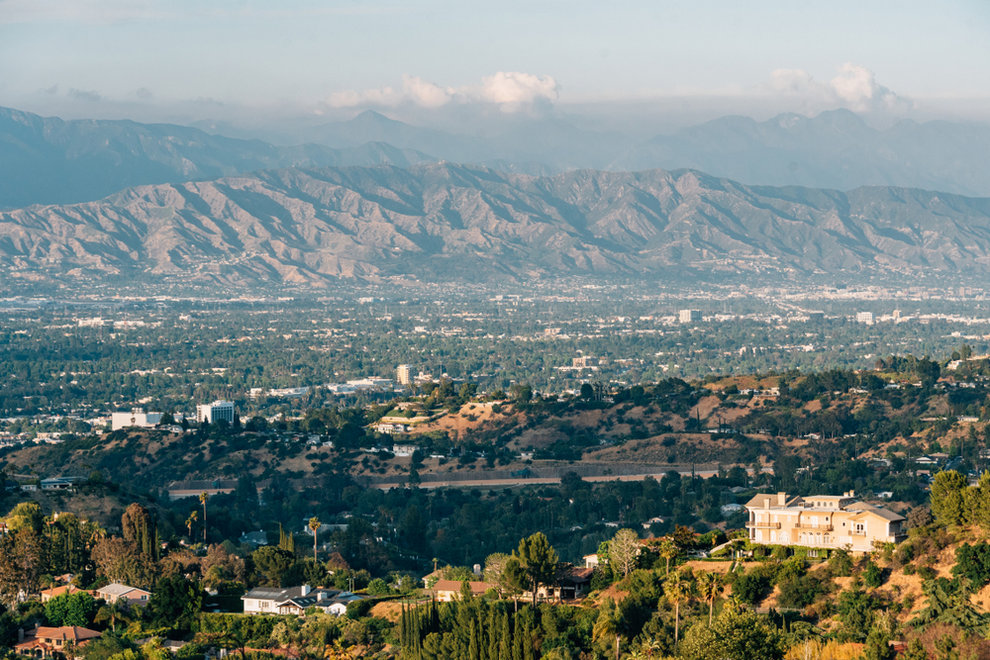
197,400,235,424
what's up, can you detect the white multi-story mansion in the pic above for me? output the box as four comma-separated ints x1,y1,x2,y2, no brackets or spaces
745,491,906,552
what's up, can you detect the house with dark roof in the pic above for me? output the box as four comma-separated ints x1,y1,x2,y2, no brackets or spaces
241,585,364,616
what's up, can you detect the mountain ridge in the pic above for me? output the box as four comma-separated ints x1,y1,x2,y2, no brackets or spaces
3,162,990,289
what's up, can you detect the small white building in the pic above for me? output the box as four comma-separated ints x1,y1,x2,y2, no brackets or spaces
373,422,409,435
111,409,163,431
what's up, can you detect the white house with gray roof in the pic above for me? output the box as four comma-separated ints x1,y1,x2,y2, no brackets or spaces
96,583,152,605
241,585,362,616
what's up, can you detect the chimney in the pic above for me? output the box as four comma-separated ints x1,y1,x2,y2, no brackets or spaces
17,628,23,643
301,584,311,596
317,590,326,602
776,492,786,506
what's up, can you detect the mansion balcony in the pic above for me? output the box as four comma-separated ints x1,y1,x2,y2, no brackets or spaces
746,521,781,529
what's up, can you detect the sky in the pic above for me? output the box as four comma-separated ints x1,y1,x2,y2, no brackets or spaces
1,0,989,129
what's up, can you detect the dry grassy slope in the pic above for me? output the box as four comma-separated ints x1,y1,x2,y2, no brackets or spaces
0,488,138,530
757,527,990,628
1,429,285,488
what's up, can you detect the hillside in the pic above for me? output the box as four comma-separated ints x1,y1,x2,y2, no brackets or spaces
3,163,990,288
2,364,982,499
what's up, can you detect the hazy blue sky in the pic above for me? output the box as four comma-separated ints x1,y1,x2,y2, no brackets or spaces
1,0,988,124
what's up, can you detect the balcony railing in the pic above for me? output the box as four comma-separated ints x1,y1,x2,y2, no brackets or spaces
795,523,834,531
746,521,781,529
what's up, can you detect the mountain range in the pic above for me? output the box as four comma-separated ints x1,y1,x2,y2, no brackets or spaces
3,162,990,289
0,106,431,209
4,106,990,213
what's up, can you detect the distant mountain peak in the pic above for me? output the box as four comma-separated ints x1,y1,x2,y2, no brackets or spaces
348,109,404,126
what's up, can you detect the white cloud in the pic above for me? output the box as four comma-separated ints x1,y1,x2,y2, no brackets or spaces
400,76,454,108
765,63,912,113
326,72,559,112
829,63,908,112
478,72,559,110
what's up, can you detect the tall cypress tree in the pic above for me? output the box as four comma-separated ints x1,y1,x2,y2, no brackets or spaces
468,619,481,660
498,611,512,660
511,609,524,660
486,606,498,660
521,610,535,660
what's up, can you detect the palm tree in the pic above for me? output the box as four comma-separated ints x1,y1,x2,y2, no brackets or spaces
186,511,198,539
637,639,665,658
94,600,130,633
199,492,208,542
592,598,623,660
659,537,678,575
664,571,695,644
308,517,321,562
697,571,725,625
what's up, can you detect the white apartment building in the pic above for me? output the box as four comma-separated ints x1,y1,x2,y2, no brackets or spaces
196,400,235,424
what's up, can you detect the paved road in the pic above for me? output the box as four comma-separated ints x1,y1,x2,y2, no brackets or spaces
367,464,734,490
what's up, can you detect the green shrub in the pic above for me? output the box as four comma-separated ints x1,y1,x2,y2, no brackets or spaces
732,567,773,605
863,561,883,588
